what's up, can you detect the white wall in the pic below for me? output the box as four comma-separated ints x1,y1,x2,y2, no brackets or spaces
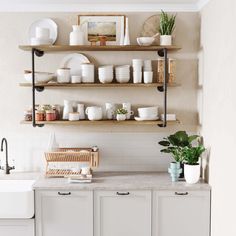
0,12,199,172
200,0,236,235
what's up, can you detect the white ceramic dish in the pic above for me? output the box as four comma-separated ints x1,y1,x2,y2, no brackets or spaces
29,18,58,44
60,53,90,76
137,37,155,46
134,116,159,121
24,70,55,83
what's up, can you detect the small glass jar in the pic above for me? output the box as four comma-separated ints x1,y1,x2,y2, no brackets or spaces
35,110,45,121
52,105,61,120
46,110,56,121
24,109,32,121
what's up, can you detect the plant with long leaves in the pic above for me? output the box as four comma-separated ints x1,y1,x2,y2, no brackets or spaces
159,131,199,163
159,10,176,35
182,146,206,165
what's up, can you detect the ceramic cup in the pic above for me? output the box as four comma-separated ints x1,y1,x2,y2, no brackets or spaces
133,71,142,83
85,106,103,121
81,64,95,83
71,75,82,83
143,71,153,84
77,104,85,120
57,68,71,83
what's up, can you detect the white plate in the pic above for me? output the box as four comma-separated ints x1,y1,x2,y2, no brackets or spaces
29,18,58,44
134,116,159,121
60,53,90,76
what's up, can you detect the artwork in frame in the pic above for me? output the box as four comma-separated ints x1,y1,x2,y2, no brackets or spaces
78,15,125,45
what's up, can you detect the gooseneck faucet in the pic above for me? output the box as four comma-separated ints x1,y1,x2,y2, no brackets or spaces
1,138,15,174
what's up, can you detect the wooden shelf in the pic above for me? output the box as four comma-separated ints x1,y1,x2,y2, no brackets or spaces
19,82,180,89
21,120,180,126
19,45,181,52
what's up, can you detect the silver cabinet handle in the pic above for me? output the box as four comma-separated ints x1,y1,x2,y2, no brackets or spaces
58,192,71,196
116,192,130,196
175,192,188,196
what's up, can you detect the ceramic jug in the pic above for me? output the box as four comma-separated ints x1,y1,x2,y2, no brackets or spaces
70,25,84,45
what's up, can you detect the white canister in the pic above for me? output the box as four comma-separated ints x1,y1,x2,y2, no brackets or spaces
69,112,80,121
57,68,71,83
36,27,50,39
85,106,103,121
71,75,82,83
70,25,85,46
143,71,153,84
63,100,73,120
81,64,95,83
116,114,126,121
133,71,142,83
122,102,134,120
77,104,85,120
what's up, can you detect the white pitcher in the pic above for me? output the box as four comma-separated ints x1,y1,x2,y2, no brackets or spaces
85,106,103,121
70,25,84,46
63,100,73,120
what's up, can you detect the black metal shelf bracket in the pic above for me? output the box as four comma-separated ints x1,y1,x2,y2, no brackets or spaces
157,48,168,128
32,48,45,127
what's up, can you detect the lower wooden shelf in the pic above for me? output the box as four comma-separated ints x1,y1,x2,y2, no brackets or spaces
21,120,180,126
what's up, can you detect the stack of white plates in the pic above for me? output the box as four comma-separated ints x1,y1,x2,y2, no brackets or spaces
115,65,130,83
98,65,114,83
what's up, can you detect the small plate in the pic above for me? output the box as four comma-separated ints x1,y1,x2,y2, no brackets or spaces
135,116,159,121
28,18,58,44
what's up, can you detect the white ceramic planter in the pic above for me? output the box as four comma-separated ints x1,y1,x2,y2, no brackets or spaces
116,114,126,121
160,35,172,46
184,164,200,184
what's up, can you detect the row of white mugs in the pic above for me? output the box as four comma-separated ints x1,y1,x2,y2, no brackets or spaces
57,59,153,84
63,101,158,121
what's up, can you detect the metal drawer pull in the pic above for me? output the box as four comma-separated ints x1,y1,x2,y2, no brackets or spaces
175,192,188,196
116,192,130,196
58,192,71,196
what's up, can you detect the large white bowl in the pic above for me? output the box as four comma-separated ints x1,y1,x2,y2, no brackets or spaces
137,37,155,46
24,70,55,83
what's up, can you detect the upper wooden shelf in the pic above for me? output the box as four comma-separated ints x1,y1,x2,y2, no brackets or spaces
19,82,180,88
19,45,181,52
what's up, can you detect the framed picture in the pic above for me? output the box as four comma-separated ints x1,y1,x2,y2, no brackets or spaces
78,14,125,45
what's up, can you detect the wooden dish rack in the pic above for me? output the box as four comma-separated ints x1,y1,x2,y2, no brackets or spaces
45,148,99,177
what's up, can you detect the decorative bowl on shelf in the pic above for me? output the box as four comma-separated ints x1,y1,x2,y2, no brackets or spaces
24,70,55,84
137,37,155,46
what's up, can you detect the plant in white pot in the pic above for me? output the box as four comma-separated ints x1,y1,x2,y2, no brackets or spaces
183,145,206,184
159,10,176,46
116,108,127,121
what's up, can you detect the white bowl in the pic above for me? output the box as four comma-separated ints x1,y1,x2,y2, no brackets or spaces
116,77,130,83
24,70,55,83
137,37,155,46
99,77,113,83
138,107,158,117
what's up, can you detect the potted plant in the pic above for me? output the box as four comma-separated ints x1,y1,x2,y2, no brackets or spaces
116,108,128,121
159,131,199,179
159,10,176,46
182,145,205,184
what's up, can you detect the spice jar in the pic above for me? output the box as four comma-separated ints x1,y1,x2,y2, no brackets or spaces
46,110,56,121
52,105,61,120
24,109,32,121
36,110,45,121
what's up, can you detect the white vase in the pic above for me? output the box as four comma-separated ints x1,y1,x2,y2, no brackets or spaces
124,17,130,46
70,25,84,46
184,164,201,184
63,100,73,120
160,35,172,46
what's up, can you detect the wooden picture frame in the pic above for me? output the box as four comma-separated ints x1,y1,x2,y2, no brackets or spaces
78,14,126,45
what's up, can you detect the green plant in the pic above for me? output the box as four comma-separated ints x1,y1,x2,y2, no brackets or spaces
183,145,205,165
159,10,176,35
159,131,199,162
116,108,128,115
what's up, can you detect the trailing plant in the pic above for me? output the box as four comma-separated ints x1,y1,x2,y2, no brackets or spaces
116,108,128,115
159,10,176,35
182,145,206,165
159,131,199,163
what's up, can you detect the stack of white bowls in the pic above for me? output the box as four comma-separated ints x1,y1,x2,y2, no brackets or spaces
132,59,143,83
31,27,53,46
137,106,159,120
115,65,130,83
81,64,95,83
143,60,153,84
98,65,114,83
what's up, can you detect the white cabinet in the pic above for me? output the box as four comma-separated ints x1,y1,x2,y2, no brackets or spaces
35,190,93,236
94,190,151,236
0,219,34,236
153,190,210,236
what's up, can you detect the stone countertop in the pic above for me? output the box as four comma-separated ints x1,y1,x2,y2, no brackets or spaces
32,172,211,191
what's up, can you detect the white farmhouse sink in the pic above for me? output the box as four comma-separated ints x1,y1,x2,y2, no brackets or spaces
0,180,35,218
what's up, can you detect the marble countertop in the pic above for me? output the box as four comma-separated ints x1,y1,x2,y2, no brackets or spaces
31,172,211,191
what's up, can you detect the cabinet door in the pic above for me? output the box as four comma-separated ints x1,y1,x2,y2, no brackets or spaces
36,190,93,236
153,190,210,236
94,190,151,236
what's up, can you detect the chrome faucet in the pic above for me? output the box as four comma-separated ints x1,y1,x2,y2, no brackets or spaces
1,138,15,174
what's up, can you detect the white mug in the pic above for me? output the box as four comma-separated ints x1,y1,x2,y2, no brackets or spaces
143,71,153,84
85,106,103,121
122,102,134,119
57,68,71,83
77,104,85,120
133,71,142,83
